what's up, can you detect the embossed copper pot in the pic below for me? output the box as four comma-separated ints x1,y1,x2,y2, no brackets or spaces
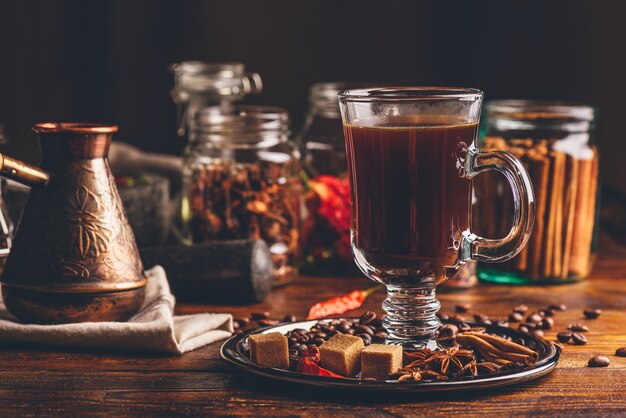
0,123,146,323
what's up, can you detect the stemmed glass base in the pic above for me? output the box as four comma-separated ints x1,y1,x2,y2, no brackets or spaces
381,283,442,350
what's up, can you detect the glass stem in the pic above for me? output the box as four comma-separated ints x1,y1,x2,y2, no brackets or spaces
382,283,441,350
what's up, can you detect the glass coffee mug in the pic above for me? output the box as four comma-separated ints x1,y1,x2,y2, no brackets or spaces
339,87,535,349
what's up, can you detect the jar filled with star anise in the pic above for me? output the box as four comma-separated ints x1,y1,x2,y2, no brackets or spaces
180,106,301,286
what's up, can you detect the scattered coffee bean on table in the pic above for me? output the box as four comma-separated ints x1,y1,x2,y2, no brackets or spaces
583,309,602,319
548,303,567,312
557,331,573,343
588,355,610,367
509,312,523,322
541,317,555,330
568,323,589,332
527,313,543,324
615,347,626,357
282,315,296,323
513,304,529,314
251,312,271,320
455,303,471,313
572,332,588,345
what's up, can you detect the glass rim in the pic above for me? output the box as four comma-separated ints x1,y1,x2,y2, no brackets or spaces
338,87,484,102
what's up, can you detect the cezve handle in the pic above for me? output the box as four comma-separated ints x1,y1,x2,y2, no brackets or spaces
0,153,50,187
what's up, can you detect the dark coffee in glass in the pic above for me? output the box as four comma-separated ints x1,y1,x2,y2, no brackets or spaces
339,88,535,349
344,119,477,280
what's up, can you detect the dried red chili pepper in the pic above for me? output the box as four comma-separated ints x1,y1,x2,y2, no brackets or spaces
297,358,344,378
296,347,343,378
306,286,382,319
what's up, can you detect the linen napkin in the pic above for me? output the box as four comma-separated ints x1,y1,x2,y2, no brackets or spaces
0,265,233,354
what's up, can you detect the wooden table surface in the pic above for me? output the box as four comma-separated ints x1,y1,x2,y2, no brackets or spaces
2,241,626,417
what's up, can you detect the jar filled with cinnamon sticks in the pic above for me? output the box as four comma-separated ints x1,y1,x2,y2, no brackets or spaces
180,106,302,286
474,101,599,284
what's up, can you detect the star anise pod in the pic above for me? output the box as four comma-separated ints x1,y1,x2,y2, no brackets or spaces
460,361,479,377
419,370,448,381
476,361,501,375
397,371,422,382
404,348,432,362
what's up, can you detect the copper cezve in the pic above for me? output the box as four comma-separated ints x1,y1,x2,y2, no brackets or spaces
0,123,146,323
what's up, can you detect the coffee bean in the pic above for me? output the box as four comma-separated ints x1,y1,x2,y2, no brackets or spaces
548,303,567,312
355,325,374,336
236,317,250,325
531,329,544,338
557,331,573,343
473,313,489,322
568,323,589,332
296,344,309,354
539,308,556,317
496,320,509,328
359,332,372,341
373,332,387,343
315,332,328,340
282,314,296,323
371,317,384,328
527,313,543,324
257,319,279,326
513,304,529,314
541,317,555,330
437,312,450,321
552,341,564,351
583,309,602,319
311,338,325,346
345,328,355,335
615,347,626,357
520,322,537,330
455,303,471,313
336,321,351,333
320,325,335,334
251,312,270,320
588,355,610,367
518,325,530,334
572,332,587,345
509,312,523,322
438,324,458,338
359,311,377,325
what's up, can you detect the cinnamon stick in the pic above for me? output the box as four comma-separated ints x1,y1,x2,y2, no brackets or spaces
526,150,551,280
456,333,539,366
550,151,566,277
568,152,598,276
560,156,579,279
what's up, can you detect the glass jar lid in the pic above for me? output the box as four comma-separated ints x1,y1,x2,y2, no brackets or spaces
191,105,290,145
487,100,596,133
171,61,263,98
308,82,380,117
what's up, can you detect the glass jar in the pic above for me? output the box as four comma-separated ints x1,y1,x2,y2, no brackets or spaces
298,82,379,275
474,101,599,284
170,61,262,137
180,106,301,286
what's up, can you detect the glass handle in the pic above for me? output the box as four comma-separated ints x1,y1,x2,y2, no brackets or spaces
242,72,263,95
461,148,536,263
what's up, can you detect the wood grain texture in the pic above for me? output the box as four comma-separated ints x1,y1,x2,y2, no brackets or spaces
0,238,626,416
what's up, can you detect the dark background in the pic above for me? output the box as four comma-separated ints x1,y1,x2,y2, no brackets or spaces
1,0,625,191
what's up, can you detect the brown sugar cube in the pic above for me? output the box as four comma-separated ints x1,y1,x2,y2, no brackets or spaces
248,332,289,369
319,334,365,377
360,344,403,381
